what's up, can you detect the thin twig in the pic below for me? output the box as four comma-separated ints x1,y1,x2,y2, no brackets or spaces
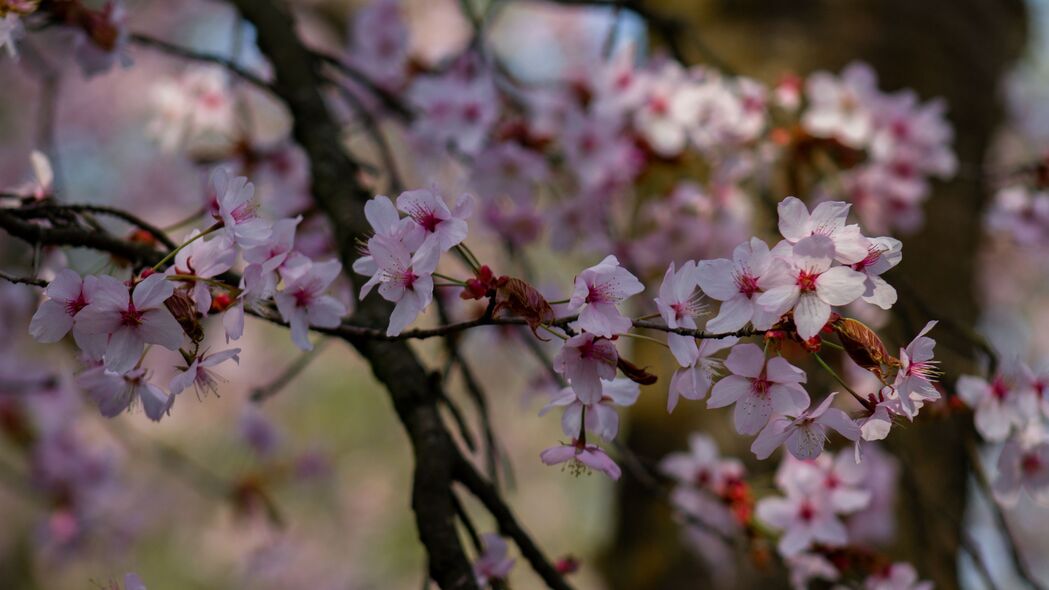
250,339,330,403
130,32,274,94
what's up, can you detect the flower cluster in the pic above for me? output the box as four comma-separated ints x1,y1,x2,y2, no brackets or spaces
27,169,346,421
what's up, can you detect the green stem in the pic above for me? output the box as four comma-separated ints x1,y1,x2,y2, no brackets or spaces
454,243,481,273
812,352,865,405
539,324,568,341
820,339,845,351
151,222,223,272
617,332,670,349
433,272,466,286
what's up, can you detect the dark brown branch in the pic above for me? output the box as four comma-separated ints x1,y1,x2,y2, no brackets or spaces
454,455,575,590
317,54,415,121
13,202,178,250
129,32,274,94
0,208,164,267
0,271,47,288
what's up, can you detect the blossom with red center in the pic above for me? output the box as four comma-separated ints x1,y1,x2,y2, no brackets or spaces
957,372,1027,442
892,321,940,419
751,393,861,460
696,237,782,333
75,274,184,374
358,232,439,337
552,333,619,403
654,260,707,367
211,168,272,248
29,269,107,359
776,196,871,264
540,439,621,480
540,378,639,442
757,234,867,341
566,255,645,338
707,343,810,435
993,433,1049,506
395,187,472,257
275,259,346,350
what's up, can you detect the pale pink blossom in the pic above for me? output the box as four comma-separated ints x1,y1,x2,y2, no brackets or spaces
76,274,183,374
863,562,933,590
708,344,810,435
567,255,645,338
211,168,272,247
76,365,173,421
169,229,236,313
148,66,236,155
751,393,862,460
552,333,618,404
757,235,867,341
29,269,106,358
801,62,877,148
396,187,472,256
659,433,743,495
168,348,241,398
242,216,302,297
347,0,410,90
666,336,734,413
633,62,702,157
358,233,439,336
275,259,346,350
540,440,621,480
540,378,639,442
851,236,902,309
654,261,706,367
756,486,849,556
473,533,515,586
892,321,940,419
696,237,781,332
775,450,871,514
470,141,550,204
352,195,425,280
956,374,1025,442
993,431,1049,507
776,196,870,264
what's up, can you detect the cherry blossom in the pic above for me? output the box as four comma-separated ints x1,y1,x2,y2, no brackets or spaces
567,255,645,338
540,440,621,480
695,237,781,332
552,333,619,404
666,336,734,412
211,168,272,248
75,274,184,374
801,62,877,148
346,0,409,90
755,484,849,556
892,320,940,419
776,196,870,264
395,187,472,256
472,533,515,587
29,269,106,358
659,433,742,494
956,373,1026,442
757,235,867,341
707,344,810,435
169,229,236,313
169,348,241,398
77,365,173,421
655,261,706,367
852,236,903,309
751,393,861,460
775,450,871,513
632,62,702,157
358,234,439,337
994,430,1049,506
243,216,302,297
275,259,346,350
540,378,640,442
148,66,236,155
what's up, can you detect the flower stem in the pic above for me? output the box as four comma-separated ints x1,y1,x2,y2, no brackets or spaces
618,332,670,349
539,324,568,341
812,352,865,405
454,243,481,273
433,272,466,286
150,222,224,272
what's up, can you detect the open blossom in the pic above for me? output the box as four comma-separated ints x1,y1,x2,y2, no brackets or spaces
567,255,645,338
77,365,173,421
956,373,1026,442
756,485,849,557
707,344,810,435
473,533,515,586
358,234,439,337
243,216,302,297
752,393,862,460
29,269,106,358
353,195,425,280
633,62,702,156
758,235,867,341
776,196,870,264
667,336,734,412
851,236,902,309
801,62,877,148
654,261,706,367
211,168,271,247
408,60,499,156
347,0,409,89
275,259,346,351
994,431,1049,507
75,274,184,374
660,433,742,494
858,389,903,442
776,450,871,514
148,66,236,154
862,562,933,590
169,348,241,398
396,187,472,256
892,320,939,419
540,378,640,442
540,439,621,480
696,237,781,332
552,333,618,404
169,230,236,313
